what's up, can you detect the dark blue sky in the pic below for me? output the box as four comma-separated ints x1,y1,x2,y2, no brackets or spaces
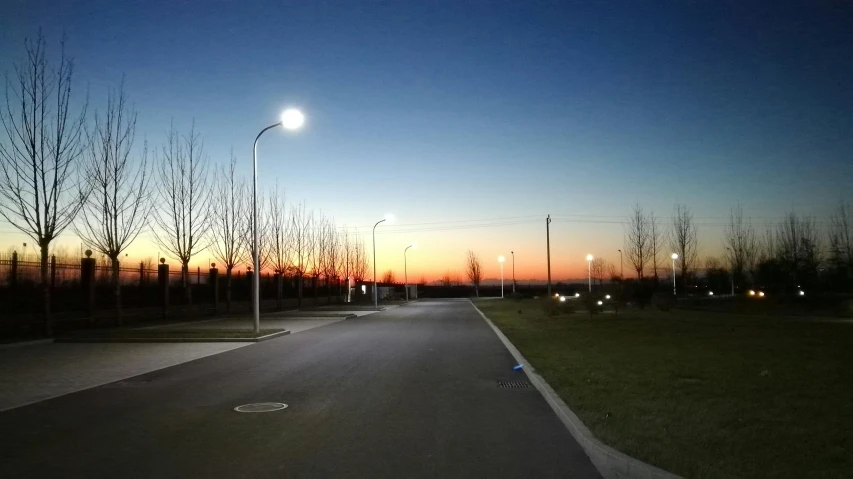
2,0,852,277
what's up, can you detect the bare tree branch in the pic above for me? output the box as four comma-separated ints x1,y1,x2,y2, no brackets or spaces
0,33,88,335
670,203,699,283
465,250,482,297
150,120,211,304
75,79,150,325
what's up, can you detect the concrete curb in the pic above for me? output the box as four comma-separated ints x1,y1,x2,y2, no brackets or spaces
470,301,681,479
0,338,54,350
54,330,291,344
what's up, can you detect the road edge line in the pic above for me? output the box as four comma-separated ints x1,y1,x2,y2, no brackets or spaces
469,300,681,479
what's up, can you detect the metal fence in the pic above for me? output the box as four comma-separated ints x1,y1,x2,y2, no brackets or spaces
0,253,216,287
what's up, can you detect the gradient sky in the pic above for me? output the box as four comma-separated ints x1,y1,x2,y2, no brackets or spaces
2,0,852,282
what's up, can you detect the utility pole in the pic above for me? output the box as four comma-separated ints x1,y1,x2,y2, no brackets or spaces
511,251,516,294
546,215,552,297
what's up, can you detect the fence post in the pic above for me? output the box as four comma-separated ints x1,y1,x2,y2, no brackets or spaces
158,259,169,319
139,262,144,288
210,264,219,314
10,251,18,288
81,251,96,327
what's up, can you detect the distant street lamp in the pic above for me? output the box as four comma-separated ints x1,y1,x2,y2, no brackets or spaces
404,242,417,302
250,108,304,333
498,256,505,298
372,213,394,309
511,251,516,294
671,253,679,296
586,254,593,292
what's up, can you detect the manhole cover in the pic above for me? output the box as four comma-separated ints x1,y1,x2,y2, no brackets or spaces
498,380,531,389
234,402,288,413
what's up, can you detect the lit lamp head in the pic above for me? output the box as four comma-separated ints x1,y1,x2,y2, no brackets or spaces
671,253,679,260
586,254,593,262
384,213,395,225
280,108,305,130
410,242,418,249
498,256,505,263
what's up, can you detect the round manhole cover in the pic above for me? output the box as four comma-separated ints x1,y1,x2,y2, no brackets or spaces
234,402,288,413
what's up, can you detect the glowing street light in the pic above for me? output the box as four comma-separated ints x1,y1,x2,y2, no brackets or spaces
372,213,394,309
250,108,304,333
498,256,505,298
404,242,417,302
671,253,679,296
586,254,593,292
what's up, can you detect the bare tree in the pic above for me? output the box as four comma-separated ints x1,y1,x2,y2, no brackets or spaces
649,211,662,285
151,121,210,304
323,220,340,302
267,183,291,310
76,81,150,325
349,231,370,284
381,270,396,283
590,257,608,287
308,213,328,304
670,203,699,284
0,34,88,335
440,271,453,287
625,203,651,279
289,202,312,307
209,151,247,313
829,198,852,288
465,250,483,297
607,262,620,282
723,204,757,288
776,212,821,287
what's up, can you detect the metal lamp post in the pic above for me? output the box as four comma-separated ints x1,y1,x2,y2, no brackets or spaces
372,214,394,309
586,254,593,292
671,253,678,296
251,108,304,334
498,256,505,298
404,242,417,302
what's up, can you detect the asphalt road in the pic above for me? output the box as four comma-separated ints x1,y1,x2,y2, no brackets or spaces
0,299,600,479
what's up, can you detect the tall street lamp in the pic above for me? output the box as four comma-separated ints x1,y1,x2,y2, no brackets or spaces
404,242,417,302
671,253,679,296
498,256,505,298
251,108,304,334
372,213,394,309
511,251,516,294
586,254,593,292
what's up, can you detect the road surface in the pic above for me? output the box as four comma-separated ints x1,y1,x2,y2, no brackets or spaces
0,299,599,478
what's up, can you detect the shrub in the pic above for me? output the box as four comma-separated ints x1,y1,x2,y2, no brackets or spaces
540,297,576,316
650,292,676,312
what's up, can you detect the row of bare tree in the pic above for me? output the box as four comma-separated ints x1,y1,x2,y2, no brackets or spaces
625,200,853,292
0,35,371,335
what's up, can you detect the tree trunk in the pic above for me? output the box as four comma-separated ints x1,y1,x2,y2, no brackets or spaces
276,274,283,311
475,285,479,297
297,275,303,308
182,262,192,305
112,256,122,326
40,241,52,337
313,275,318,305
225,268,233,313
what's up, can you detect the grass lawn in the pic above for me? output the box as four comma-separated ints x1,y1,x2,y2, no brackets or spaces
61,328,286,339
474,299,853,479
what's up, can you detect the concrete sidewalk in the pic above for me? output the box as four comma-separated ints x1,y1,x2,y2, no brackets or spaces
0,310,382,412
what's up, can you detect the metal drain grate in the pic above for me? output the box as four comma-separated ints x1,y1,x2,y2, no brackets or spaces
497,380,531,389
234,402,288,413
